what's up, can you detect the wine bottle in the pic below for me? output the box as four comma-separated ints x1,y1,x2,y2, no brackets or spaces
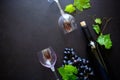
80,21,110,80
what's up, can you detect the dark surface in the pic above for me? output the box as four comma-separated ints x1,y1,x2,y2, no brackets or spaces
0,0,120,80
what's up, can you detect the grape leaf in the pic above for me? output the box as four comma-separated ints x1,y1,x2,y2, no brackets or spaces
64,65,78,74
74,0,91,11
97,34,112,49
95,18,102,24
58,65,78,80
93,24,100,34
64,4,76,13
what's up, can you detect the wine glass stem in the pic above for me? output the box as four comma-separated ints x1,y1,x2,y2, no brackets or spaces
54,0,64,16
51,67,59,80
53,71,59,80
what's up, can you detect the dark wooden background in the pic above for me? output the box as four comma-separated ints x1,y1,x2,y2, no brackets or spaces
0,0,120,80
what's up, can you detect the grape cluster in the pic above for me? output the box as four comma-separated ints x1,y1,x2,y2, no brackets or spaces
62,48,94,80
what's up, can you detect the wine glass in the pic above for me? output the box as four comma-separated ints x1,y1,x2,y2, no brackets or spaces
37,47,59,80
48,0,77,34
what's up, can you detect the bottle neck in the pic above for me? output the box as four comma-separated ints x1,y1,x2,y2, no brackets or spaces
81,26,94,42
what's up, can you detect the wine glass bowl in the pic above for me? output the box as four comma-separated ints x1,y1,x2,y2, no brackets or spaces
38,47,57,69
58,13,77,34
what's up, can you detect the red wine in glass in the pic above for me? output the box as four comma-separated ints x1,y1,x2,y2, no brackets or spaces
37,47,59,80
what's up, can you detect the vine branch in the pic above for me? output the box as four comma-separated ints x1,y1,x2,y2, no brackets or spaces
101,17,112,33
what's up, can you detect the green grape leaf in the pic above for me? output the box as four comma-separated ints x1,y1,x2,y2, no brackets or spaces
95,18,102,24
97,34,112,49
64,65,78,74
93,24,101,34
74,0,91,11
58,67,69,80
58,65,78,80
64,4,76,13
